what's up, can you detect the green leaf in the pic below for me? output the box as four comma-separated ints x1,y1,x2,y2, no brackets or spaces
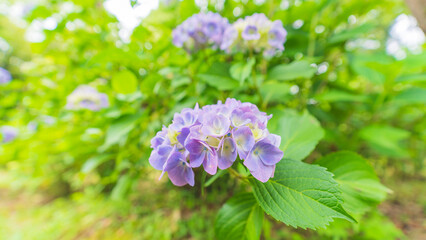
81,154,113,173
230,58,255,85
111,70,138,94
111,174,134,201
316,90,369,102
359,125,410,157
393,87,426,104
269,110,324,161
395,73,426,83
198,74,239,90
250,159,356,229
351,63,385,85
215,193,264,240
100,114,141,151
315,151,390,215
198,62,239,90
328,24,376,44
260,82,291,104
204,169,227,187
268,61,316,81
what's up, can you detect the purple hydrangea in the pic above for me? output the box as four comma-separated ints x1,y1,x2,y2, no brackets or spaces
66,85,109,111
1,126,18,143
220,13,287,56
172,12,230,52
149,98,284,186
0,67,12,85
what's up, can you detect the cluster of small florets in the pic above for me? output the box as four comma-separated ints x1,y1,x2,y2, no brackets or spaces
1,126,18,143
221,13,287,56
172,12,287,56
172,12,230,51
66,85,109,111
0,67,12,85
149,98,284,186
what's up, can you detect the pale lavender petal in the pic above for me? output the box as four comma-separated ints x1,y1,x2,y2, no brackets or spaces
185,139,207,167
184,167,195,186
218,137,237,169
255,141,283,166
177,127,190,146
244,150,276,182
230,109,251,127
232,126,255,160
163,151,183,172
201,113,230,137
149,145,173,170
264,133,281,147
168,160,194,187
250,164,275,183
190,150,206,168
243,152,261,173
203,149,218,175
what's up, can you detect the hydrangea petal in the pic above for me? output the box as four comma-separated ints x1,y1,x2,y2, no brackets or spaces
203,149,218,175
168,160,195,187
201,113,230,137
256,141,283,166
233,126,255,160
218,137,237,169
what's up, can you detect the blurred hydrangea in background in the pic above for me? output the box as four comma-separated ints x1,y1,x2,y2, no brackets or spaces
149,98,283,186
221,13,287,56
172,12,230,52
65,85,109,111
0,67,12,84
1,126,18,143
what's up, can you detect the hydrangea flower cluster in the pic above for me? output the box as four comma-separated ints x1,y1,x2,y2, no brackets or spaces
1,126,18,143
66,85,109,111
221,13,287,56
172,12,230,51
149,98,284,186
0,67,12,85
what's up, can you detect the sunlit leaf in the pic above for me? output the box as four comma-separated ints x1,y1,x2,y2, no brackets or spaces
269,110,324,161
268,61,316,81
315,151,390,215
111,70,138,94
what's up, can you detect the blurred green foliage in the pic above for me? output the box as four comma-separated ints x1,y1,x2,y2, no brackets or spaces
0,0,425,239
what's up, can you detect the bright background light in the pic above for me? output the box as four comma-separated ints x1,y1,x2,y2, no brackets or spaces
104,0,160,41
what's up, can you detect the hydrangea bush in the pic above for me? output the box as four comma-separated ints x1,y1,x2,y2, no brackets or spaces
66,85,109,111
172,12,287,56
149,98,284,186
221,13,287,56
172,12,230,52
